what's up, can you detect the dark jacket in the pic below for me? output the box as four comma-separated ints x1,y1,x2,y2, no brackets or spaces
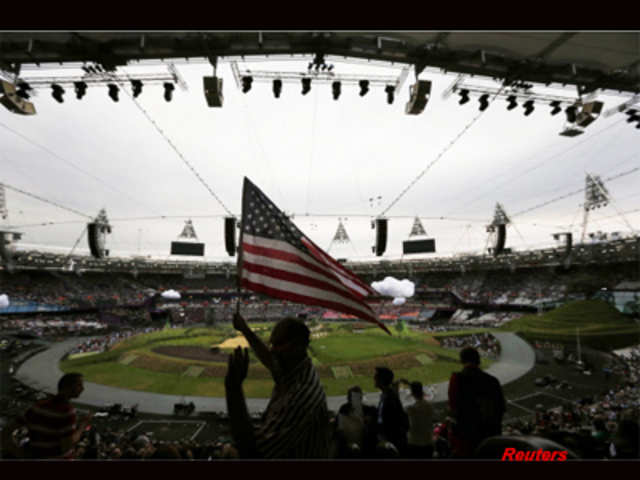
377,389,409,450
448,366,506,451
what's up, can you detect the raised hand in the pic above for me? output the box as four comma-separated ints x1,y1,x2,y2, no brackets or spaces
225,346,250,388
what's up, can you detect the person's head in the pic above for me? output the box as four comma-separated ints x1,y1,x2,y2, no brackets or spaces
374,367,394,390
460,347,480,367
269,318,310,366
410,381,424,400
347,386,363,404
57,372,84,399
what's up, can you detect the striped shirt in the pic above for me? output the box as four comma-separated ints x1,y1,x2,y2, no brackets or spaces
24,395,77,459
255,357,329,459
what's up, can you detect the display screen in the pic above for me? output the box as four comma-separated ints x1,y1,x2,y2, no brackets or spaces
402,239,436,254
170,241,205,256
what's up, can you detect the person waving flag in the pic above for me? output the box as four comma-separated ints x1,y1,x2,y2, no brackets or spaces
238,177,390,334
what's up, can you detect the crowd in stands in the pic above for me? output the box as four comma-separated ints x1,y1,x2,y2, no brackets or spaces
67,327,160,356
0,315,109,337
438,333,501,359
449,309,523,327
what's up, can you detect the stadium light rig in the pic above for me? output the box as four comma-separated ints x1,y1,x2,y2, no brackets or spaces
230,60,409,105
1,64,187,114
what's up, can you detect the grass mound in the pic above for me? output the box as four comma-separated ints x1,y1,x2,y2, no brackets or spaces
500,300,640,351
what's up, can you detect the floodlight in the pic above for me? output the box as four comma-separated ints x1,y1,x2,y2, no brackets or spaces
332,81,341,100
359,80,370,97
458,89,470,105
241,76,253,94
385,85,395,104
523,100,534,116
131,79,143,98
163,83,175,102
74,81,87,100
107,84,119,102
301,78,311,95
626,109,640,122
51,84,65,103
478,94,489,111
272,79,282,98
16,82,31,99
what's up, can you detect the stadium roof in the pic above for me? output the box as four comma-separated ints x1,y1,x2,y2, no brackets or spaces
1,31,639,94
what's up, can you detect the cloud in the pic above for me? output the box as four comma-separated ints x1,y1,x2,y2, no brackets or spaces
371,277,415,298
161,290,181,300
0,294,9,308
392,297,406,306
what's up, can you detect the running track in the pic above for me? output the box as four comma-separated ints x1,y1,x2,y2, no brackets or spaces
16,332,534,414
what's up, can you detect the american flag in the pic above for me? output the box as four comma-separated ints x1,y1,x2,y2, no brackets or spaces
238,177,390,334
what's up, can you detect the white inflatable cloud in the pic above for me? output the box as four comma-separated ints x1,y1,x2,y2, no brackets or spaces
161,289,181,300
371,277,415,299
0,294,9,308
392,297,406,306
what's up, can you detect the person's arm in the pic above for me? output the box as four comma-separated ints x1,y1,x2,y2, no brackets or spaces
233,313,274,372
60,411,92,454
224,347,258,458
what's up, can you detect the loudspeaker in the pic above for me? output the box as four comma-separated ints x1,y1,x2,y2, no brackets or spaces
372,218,388,257
405,80,432,115
203,76,223,107
225,217,236,257
493,224,506,256
87,223,101,258
0,232,13,264
88,222,110,258
576,101,604,128
0,80,36,115
565,233,573,255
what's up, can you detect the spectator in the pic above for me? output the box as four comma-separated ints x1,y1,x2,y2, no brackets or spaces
224,314,330,459
334,386,378,458
405,382,434,459
448,347,505,458
23,373,93,459
374,366,409,456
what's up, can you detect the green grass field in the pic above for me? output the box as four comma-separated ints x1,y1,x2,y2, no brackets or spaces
500,300,640,351
60,323,491,397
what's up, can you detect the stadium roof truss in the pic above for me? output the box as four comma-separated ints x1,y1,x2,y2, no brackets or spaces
1,32,639,95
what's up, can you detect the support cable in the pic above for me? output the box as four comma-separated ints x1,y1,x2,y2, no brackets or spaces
379,85,506,217
0,121,162,216
445,117,629,216
2,183,93,219
120,86,234,216
65,224,88,262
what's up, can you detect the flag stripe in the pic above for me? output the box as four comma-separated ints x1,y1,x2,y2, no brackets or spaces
242,250,364,303
240,277,388,331
242,261,367,309
242,242,346,291
301,237,376,295
241,270,376,320
243,233,368,299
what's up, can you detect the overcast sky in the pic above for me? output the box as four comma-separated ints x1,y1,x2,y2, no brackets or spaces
1,56,638,262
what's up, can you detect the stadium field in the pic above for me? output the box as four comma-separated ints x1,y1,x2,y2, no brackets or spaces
60,322,493,397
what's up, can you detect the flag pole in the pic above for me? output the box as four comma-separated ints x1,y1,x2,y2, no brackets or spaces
236,178,246,317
